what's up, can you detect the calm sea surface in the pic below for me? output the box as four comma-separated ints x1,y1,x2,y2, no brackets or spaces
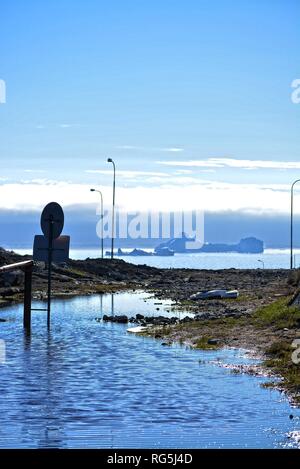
13,247,300,269
0,291,299,449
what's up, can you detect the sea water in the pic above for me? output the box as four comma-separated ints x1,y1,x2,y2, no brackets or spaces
0,291,299,448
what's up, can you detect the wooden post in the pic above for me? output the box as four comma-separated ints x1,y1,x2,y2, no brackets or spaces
0,261,33,330
23,264,32,330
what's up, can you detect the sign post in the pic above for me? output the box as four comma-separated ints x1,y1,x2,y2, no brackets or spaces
33,202,69,328
46,214,54,328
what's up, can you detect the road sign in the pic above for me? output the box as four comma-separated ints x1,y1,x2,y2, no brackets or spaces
33,235,70,263
33,202,70,329
41,202,64,240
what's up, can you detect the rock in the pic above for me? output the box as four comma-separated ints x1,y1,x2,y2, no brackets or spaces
170,317,179,324
180,316,193,323
207,338,220,345
101,314,128,323
136,313,144,320
194,312,211,321
114,315,128,323
145,316,154,323
154,316,171,325
0,270,23,288
0,287,22,297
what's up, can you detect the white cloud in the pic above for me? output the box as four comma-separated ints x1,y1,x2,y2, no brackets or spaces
161,147,184,153
174,169,193,175
116,145,184,153
85,169,168,178
158,158,300,170
0,179,299,216
115,145,139,150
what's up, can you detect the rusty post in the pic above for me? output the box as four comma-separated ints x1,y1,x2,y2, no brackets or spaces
0,260,34,330
23,263,33,330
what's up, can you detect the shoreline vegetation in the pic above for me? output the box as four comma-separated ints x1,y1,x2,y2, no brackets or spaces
1,248,300,404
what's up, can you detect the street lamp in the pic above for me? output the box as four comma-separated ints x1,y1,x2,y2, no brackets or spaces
290,179,300,269
258,259,265,269
107,158,116,259
90,188,104,259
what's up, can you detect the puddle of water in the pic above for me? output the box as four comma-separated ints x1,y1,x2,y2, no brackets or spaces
0,291,299,449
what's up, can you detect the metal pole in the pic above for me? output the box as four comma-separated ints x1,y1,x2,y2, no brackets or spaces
258,259,264,269
107,158,116,259
291,183,294,269
290,180,300,269
47,215,54,328
111,293,114,317
100,191,104,259
100,293,103,318
90,188,104,259
111,161,115,260
23,264,33,330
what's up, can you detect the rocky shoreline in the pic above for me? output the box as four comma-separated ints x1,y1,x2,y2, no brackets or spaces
0,248,292,313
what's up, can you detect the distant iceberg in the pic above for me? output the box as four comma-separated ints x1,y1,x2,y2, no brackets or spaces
155,235,264,254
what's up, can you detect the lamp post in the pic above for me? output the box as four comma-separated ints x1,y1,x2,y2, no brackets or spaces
90,188,104,259
107,158,116,259
290,179,300,269
258,259,265,269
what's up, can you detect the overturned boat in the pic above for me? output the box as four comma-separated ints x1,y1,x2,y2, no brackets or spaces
190,289,239,300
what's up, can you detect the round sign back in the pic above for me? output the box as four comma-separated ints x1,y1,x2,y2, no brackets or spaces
41,202,64,240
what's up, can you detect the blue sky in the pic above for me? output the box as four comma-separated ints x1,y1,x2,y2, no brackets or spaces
0,0,299,219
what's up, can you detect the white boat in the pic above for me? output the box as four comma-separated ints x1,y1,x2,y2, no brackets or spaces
190,289,239,300
127,326,148,333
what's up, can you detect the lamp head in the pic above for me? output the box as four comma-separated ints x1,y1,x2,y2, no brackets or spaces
90,188,95,192
107,158,113,163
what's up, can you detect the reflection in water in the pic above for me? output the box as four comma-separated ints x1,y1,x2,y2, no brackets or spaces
111,294,114,317
23,329,31,350
37,331,66,448
22,329,66,448
100,294,103,318
0,291,299,449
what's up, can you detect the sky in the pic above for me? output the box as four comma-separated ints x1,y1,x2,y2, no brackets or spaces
0,0,300,246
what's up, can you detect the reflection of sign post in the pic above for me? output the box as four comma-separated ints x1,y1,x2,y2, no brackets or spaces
33,202,70,328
